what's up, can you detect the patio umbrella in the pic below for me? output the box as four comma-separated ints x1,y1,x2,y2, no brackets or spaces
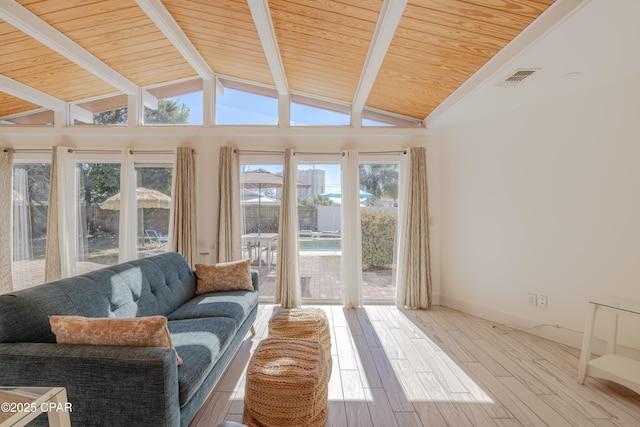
241,168,309,234
100,187,171,232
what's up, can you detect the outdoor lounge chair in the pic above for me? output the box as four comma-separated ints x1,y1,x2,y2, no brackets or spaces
145,229,168,250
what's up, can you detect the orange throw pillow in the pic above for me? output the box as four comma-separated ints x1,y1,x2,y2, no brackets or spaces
49,315,182,365
195,259,254,294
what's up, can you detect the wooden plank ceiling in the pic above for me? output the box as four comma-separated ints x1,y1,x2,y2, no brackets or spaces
0,0,554,123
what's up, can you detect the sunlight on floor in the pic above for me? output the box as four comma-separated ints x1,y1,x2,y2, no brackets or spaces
334,306,494,404
215,304,495,416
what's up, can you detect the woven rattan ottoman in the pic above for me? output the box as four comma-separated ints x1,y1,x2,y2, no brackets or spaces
268,307,332,363
243,337,328,427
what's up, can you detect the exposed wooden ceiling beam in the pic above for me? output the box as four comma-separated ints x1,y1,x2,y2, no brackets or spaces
134,0,224,95
0,74,66,111
247,0,288,96
352,0,408,114
0,1,138,95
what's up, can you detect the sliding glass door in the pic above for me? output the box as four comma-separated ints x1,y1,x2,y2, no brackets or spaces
296,162,342,302
240,162,283,300
76,162,121,273
11,163,50,291
360,162,400,302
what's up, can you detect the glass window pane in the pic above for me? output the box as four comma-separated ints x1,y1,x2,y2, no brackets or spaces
11,163,50,291
143,79,202,125
71,94,128,126
216,86,278,125
291,95,350,126
297,163,342,302
240,164,283,299
1,109,54,126
136,165,173,258
360,163,400,301
76,163,121,272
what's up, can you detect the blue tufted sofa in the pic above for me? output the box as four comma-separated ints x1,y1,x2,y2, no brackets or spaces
0,252,259,427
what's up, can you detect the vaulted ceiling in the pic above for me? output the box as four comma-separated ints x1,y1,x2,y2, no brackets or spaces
0,0,555,124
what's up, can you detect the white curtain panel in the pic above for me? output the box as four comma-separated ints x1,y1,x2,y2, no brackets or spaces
396,147,432,309
0,148,13,293
341,150,364,308
45,146,77,281
216,146,242,263
118,149,138,263
170,147,197,268
275,148,301,308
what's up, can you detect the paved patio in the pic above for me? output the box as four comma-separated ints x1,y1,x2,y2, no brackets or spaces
252,251,397,302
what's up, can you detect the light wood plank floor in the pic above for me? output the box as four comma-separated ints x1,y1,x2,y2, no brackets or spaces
190,304,640,426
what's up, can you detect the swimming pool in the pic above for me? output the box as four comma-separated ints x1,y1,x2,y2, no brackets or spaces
299,238,341,251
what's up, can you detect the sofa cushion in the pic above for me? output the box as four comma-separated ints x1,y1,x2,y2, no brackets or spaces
168,317,237,407
195,259,254,294
0,252,196,344
167,290,258,328
49,315,183,365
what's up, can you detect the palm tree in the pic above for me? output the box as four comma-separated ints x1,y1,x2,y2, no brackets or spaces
359,164,399,200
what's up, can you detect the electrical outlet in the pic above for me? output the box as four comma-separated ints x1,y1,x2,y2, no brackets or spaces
528,293,537,306
537,294,547,308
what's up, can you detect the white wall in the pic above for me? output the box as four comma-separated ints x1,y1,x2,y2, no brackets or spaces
436,73,640,351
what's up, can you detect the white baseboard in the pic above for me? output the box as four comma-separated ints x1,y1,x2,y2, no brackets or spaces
437,294,640,360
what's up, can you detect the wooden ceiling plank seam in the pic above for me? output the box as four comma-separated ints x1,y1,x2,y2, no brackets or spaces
167,0,254,19
15,0,108,16
0,74,65,111
0,1,136,94
458,0,555,20
352,0,408,113
271,0,381,24
179,29,266,52
282,43,366,65
403,3,514,42
289,80,357,99
269,5,378,34
286,64,360,84
247,0,288,95
135,0,214,81
22,4,140,31
330,0,386,13
278,54,363,76
63,22,167,47
414,0,545,32
275,33,371,53
273,20,375,43
205,57,272,75
384,39,493,70
394,16,508,56
168,4,256,26
374,69,464,93
407,0,537,38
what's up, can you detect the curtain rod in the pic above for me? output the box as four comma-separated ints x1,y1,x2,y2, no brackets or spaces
234,149,407,156
5,148,179,155
129,150,174,155
3,148,51,153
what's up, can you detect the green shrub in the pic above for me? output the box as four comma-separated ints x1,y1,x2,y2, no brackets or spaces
361,210,397,270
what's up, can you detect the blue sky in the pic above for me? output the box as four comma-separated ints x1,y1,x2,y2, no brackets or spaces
169,88,392,126
244,163,342,194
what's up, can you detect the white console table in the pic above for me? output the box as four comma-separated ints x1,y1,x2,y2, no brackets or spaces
577,297,640,393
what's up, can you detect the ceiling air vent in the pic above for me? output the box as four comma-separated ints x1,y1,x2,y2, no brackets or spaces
497,68,539,88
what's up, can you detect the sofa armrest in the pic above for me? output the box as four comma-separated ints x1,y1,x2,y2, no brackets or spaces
251,270,259,292
0,342,180,427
